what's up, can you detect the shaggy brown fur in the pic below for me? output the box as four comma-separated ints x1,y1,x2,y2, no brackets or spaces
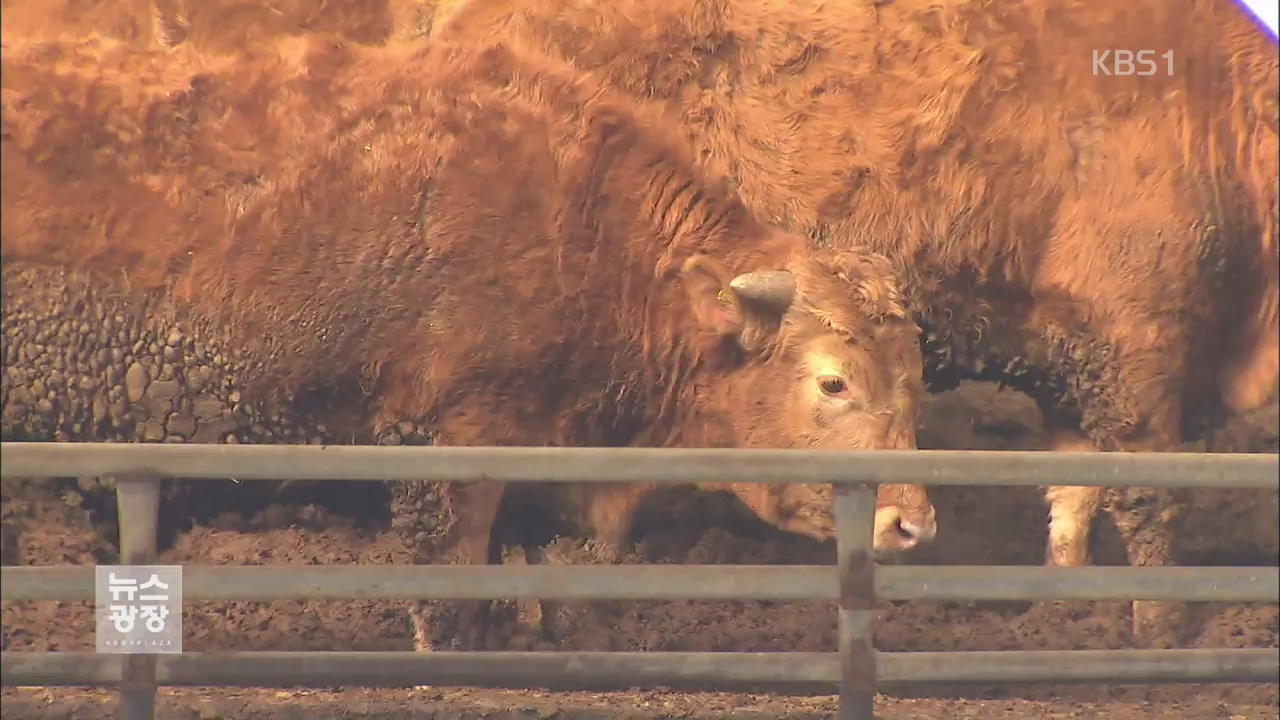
433,0,1280,646
1,35,935,649
0,0,440,50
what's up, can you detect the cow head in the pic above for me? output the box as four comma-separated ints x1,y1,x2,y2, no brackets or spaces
682,248,935,555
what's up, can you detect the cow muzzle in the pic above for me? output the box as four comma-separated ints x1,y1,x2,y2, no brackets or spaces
873,504,938,552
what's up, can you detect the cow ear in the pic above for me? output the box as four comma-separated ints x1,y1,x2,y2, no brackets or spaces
683,255,796,352
682,254,745,338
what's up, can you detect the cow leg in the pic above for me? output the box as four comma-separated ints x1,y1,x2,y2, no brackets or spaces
583,484,650,560
400,477,507,653
1039,413,1190,647
1040,418,1189,647
1104,482,1190,648
1042,426,1104,567
1036,176,1203,647
1099,419,1190,649
530,483,651,645
1107,362,1191,648
1039,420,1187,645
378,392,530,655
389,478,447,651
518,543,558,646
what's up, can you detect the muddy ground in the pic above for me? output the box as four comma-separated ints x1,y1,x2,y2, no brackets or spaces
2,687,1278,720
3,382,1277,720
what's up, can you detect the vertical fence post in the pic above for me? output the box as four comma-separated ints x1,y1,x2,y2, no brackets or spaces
112,473,162,720
835,483,878,720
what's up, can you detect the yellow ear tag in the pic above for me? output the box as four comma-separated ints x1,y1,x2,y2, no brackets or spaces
716,289,733,306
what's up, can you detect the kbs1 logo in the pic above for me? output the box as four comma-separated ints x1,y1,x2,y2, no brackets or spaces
1091,49,1175,76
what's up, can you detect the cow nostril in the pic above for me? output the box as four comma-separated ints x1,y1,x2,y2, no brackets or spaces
894,518,918,542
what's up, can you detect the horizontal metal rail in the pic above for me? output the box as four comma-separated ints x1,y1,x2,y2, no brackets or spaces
2,444,1277,720
3,649,1276,689
4,564,1277,603
2,442,1276,487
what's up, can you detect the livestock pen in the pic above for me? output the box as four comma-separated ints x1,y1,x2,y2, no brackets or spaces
0,443,1277,720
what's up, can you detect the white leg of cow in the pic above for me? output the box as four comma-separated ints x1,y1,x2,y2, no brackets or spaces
407,598,433,653
1043,427,1104,567
1045,484,1103,566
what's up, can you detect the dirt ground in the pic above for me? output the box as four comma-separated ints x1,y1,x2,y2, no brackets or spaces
3,382,1278,720
2,687,1278,720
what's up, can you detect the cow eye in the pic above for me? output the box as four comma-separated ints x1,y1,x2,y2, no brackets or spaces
817,375,848,396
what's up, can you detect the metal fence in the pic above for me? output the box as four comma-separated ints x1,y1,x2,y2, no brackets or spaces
1,442,1277,720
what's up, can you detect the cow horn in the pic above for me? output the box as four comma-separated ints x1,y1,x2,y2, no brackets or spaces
729,270,796,311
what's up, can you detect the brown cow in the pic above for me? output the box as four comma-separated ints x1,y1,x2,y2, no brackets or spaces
433,0,1280,645
1,35,935,650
